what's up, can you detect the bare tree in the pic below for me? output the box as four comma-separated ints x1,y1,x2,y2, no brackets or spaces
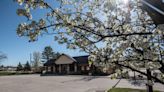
32,51,41,71
0,52,7,63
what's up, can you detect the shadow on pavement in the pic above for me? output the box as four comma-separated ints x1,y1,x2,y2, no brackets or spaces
61,76,105,83
127,78,146,86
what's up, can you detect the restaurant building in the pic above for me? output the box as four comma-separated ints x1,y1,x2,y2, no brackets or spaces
44,54,92,74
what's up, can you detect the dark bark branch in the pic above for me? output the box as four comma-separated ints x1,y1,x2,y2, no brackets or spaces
103,32,152,38
40,1,153,40
39,23,153,41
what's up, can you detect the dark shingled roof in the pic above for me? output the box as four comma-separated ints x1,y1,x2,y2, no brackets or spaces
73,55,89,65
44,59,56,66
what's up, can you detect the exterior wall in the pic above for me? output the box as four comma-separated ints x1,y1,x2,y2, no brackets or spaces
45,64,90,74
47,66,51,72
43,55,126,75
45,63,78,74
44,55,90,75
77,64,90,74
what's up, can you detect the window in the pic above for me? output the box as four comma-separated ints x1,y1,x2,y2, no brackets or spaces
81,66,84,71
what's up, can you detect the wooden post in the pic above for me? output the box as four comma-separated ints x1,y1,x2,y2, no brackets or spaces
88,65,92,76
74,64,77,72
59,65,61,73
48,67,51,72
67,64,70,74
46,66,48,72
53,66,56,73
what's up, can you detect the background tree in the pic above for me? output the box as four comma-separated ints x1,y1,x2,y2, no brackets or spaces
0,52,7,63
32,51,41,71
24,61,31,71
42,46,54,62
53,52,61,60
15,0,164,91
42,46,61,62
17,62,23,71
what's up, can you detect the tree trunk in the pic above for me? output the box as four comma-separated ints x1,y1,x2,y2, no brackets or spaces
134,71,136,80
146,69,153,92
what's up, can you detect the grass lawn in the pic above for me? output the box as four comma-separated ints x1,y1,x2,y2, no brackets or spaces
108,88,160,92
0,71,16,76
0,71,33,76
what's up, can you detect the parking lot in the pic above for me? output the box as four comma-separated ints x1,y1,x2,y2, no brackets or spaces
0,75,163,92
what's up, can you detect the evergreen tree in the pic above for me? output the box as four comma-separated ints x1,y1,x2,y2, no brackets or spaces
42,46,61,62
53,52,61,60
24,61,31,71
42,46,54,62
17,62,23,71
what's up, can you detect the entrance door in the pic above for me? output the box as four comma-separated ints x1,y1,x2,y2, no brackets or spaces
61,65,67,74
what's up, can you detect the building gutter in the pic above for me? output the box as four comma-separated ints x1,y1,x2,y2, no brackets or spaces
141,0,164,16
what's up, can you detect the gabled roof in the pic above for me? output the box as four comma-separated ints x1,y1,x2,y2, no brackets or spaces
73,55,89,65
61,53,77,62
55,54,77,64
